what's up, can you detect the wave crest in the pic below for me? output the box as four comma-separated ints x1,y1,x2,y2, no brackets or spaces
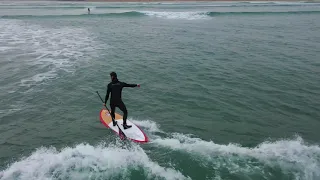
153,133,320,180
0,142,189,180
2,10,319,20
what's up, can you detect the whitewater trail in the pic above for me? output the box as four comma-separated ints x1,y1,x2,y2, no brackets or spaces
0,141,190,180
153,133,320,178
1,119,320,180
133,119,320,180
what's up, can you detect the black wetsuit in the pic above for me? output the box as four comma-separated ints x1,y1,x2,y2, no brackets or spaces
105,78,137,124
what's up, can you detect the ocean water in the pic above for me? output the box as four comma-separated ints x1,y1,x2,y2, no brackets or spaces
0,1,320,180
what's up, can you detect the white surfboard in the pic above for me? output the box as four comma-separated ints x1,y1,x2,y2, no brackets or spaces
99,109,148,143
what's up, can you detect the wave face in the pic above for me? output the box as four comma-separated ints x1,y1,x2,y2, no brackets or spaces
152,133,320,180
1,120,320,180
0,142,189,180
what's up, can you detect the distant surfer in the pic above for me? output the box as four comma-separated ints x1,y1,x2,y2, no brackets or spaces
88,8,90,14
104,72,140,129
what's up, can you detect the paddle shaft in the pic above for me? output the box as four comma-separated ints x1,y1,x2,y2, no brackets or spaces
96,91,112,112
96,91,126,138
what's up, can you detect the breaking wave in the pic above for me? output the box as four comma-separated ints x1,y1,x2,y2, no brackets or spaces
1,119,320,180
1,10,320,20
0,142,189,180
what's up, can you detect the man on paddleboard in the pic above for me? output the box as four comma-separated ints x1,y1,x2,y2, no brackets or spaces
104,72,140,129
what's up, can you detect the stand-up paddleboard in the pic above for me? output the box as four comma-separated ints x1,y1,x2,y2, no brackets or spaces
99,109,149,143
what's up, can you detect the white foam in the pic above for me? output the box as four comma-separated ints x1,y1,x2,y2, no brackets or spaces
130,119,163,133
0,108,20,114
0,19,100,88
140,11,209,20
0,104,22,116
153,133,320,180
246,1,275,4
99,118,320,179
0,143,190,180
20,71,57,87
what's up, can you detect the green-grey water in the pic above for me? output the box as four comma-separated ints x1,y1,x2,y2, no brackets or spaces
0,1,320,180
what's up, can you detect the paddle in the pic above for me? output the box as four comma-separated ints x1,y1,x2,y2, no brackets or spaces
96,91,126,139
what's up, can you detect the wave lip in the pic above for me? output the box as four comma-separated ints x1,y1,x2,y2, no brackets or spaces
130,119,163,133
140,11,209,20
153,133,320,180
206,10,320,16
0,143,190,180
